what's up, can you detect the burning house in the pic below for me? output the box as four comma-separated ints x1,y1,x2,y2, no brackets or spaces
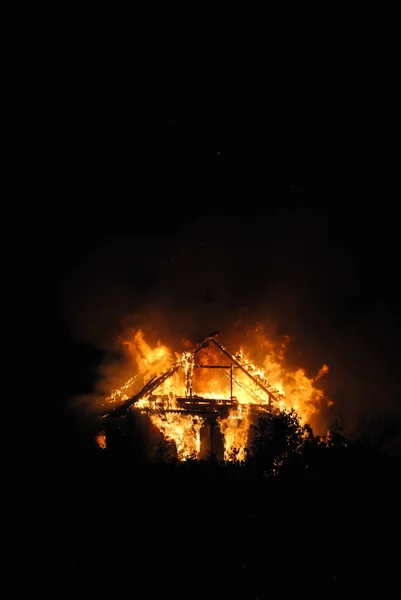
97,331,330,461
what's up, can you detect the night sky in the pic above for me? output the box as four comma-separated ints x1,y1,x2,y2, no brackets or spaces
28,4,400,453
23,9,401,598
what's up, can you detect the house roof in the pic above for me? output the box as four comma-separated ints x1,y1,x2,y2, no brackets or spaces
100,333,282,420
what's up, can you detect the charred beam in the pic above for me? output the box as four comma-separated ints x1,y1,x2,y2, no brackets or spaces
141,408,230,416
100,362,182,420
193,365,235,368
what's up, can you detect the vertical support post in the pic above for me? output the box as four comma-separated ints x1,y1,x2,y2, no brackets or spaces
230,363,233,399
186,353,194,398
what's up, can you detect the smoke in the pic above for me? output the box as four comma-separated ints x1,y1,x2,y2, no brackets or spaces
59,213,332,345
56,210,400,450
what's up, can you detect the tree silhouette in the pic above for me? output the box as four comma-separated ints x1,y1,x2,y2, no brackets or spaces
247,408,314,477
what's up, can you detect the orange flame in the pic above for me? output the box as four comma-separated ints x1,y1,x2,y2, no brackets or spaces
103,329,330,461
95,430,107,449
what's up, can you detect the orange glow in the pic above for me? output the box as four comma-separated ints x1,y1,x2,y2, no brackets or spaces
95,430,107,449
102,329,330,461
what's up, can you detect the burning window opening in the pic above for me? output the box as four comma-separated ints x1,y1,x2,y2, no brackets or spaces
97,332,330,462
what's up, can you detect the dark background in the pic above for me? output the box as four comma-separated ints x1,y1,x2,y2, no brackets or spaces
24,5,401,598
28,3,400,454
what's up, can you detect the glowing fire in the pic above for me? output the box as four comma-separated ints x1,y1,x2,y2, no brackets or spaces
98,329,330,461
95,430,107,449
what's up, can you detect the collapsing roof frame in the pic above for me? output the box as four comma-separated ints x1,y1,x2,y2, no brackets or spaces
100,333,282,421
